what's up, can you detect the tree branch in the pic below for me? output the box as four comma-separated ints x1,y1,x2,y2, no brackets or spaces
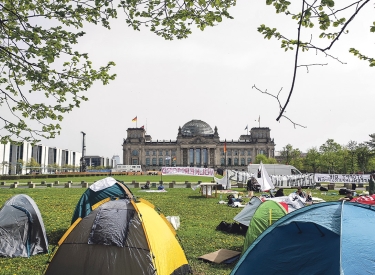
252,85,307,129
276,0,306,121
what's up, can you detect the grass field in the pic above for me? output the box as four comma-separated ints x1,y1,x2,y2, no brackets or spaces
0,176,344,275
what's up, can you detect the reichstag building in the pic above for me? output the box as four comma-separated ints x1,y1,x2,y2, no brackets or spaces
122,119,275,171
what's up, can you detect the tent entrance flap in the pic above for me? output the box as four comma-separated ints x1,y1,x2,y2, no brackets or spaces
88,208,135,247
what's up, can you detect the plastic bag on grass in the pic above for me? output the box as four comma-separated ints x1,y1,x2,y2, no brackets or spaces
166,216,180,230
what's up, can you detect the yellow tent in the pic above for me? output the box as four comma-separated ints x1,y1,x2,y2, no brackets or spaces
45,198,191,275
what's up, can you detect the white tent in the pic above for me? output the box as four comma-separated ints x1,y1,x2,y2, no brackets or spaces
256,162,275,191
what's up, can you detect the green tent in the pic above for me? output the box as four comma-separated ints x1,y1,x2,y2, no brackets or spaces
70,177,133,224
243,200,287,252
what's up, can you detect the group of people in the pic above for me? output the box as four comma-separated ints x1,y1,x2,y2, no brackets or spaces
246,176,312,202
141,182,165,190
294,186,313,202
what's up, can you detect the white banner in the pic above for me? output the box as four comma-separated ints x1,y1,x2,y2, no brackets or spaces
314,174,370,183
161,167,214,177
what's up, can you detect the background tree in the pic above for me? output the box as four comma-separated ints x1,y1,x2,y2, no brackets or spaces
347,140,358,173
26,157,40,173
304,147,321,173
279,144,303,170
288,148,303,171
255,154,268,164
47,163,60,174
366,133,375,150
356,143,374,173
256,0,374,124
61,163,76,172
279,144,294,164
267,157,278,164
0,0,234,144
16,159,24,174
368,158,375,173
255,154,278,164
337,146,350,174
319,139,341,173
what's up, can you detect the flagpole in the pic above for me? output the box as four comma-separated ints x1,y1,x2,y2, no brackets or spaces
225,153,228,190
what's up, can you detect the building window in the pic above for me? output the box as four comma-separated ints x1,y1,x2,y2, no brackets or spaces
146,150,150,156
247,158,252,164
159,150,163,156
221,158,225,166
234,150,238,156
158,158,163,165
228,158,232,165
234,158,239,165
203,148,208,165
247,150,251,156
220,149,224,156
153,150,156,156
240,150,245,156
241,158,245,166
165,159,170,166
259,150,265,155
227,150,232,156
132,150,138,156
195,148,201,166
152,158,157,165
189,149,194,165
146,158,150,165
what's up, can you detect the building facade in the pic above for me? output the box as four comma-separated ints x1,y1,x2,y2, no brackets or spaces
82,156,110,168
0,142,82,175
122,119,276,171
112,155,121,166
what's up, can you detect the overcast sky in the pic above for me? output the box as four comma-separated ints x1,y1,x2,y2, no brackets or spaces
38,1,375,162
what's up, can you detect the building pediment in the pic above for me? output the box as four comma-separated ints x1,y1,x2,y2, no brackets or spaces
176,136,217,145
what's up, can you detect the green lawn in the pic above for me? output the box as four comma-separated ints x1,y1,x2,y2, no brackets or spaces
0,176,343,275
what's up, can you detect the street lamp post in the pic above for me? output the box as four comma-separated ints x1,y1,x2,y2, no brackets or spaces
80,131,86,172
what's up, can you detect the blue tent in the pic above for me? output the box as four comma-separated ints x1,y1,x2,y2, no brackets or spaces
231,202,375,275
71,177,133,224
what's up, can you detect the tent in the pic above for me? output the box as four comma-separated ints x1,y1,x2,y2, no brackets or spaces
351,194,375,205
231,202,375,275
0,194,48,257
256,161,275,191
242,200,287,252
214,170,230,189
71,177,134,224
264,193,306,212
45,198,191,275
233,196,263,227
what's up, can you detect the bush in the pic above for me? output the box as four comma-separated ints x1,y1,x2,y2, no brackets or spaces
0,175,20,180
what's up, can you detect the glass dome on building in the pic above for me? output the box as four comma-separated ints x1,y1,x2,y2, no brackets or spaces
181,119,214,136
